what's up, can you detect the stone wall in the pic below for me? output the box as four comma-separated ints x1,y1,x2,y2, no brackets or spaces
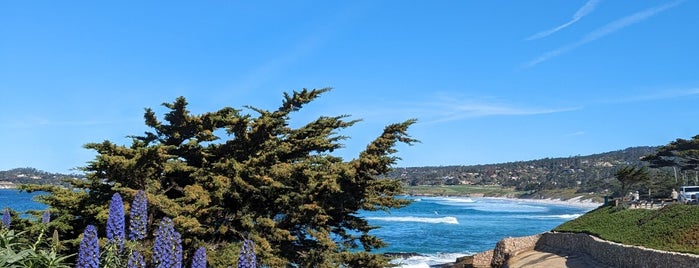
489,234,541,267
453,249,493,268
536,232,699,268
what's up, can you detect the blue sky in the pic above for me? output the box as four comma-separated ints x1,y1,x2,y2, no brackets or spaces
1,1,698,174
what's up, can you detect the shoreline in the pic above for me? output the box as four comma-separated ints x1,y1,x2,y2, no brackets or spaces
480,196,603,209
387,195,602,267
407,194,603,209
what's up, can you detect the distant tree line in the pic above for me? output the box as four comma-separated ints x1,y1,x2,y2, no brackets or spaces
388,146,667,196
0,168,83,187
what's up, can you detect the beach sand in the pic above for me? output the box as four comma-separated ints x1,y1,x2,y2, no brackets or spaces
480,195,603,209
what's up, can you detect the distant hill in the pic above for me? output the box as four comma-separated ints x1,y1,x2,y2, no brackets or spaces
388,146,662,195
2,146,663,193
0,167,84,188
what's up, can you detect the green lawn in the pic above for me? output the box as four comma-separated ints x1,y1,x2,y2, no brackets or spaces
403,185,524,197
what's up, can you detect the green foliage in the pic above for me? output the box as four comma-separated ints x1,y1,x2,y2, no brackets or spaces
555,204,699,254
21,88,416,267
614,165,650,198
643,135,699,171
0,221,73,267
643,135,699,187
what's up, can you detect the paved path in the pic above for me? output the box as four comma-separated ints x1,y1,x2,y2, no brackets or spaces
506,249,610,268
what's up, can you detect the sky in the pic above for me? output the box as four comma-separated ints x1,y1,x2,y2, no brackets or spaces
1,1,698,174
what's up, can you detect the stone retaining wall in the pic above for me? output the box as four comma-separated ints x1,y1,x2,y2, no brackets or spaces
490,234,541,267
536,232,699,268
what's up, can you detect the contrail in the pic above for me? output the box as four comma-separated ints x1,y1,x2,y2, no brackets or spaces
526,0,601,40
524,0,684,68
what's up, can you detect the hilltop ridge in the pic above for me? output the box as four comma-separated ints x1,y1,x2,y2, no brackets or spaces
0,167,83,188
389,146,661,197
2,146,660,193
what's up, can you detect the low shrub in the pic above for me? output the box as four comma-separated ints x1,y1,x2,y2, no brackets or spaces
555,204,699,254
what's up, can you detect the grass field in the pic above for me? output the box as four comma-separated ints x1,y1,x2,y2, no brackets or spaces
403,185,525,197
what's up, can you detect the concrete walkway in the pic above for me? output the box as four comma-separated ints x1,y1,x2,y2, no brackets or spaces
505,249,610,268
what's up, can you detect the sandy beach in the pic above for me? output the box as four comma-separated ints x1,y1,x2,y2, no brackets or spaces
409,193,604,209
480,196,603,209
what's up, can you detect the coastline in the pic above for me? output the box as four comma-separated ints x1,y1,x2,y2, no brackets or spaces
408,194,603,209
480,196,602,209
387,195,601,267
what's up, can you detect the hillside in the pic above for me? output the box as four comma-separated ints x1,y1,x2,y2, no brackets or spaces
555,204,699,254
0,167,83,188
388,146,662,196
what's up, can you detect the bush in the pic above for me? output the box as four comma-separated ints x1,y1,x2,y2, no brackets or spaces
2,192,260,267
555,204,699,254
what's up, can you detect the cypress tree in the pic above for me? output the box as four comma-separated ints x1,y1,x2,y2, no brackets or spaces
20,88,416,266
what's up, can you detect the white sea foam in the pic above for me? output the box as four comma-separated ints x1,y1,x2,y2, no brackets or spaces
453,201,550,213
390,253,469,267
434,197,475,203
536,213,582,219
365,216,459,224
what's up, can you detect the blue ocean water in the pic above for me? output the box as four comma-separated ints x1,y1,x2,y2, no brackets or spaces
0,189,47,213
360,196,597,267
0,190,594,267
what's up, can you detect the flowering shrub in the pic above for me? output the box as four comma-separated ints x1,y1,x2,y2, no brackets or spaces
153,217,183,268
42,210,51,224
77,225,100,268
128,190,148,241
191,246,207,268
1,191,258,267
237,239,257,268
2,208,10,229
127,250,146,268
106,193,125,252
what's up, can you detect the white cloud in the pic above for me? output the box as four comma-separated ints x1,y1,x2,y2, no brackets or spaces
416,95,580,124
321,93,580,126
524,0,684,68
526,0,601,40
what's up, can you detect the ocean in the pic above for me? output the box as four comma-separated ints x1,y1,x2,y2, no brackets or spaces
361,196,597,267
0,190,596,267
0,189,48,214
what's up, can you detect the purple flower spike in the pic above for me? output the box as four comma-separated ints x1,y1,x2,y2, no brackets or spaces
237,239,256,268
129,190,148,241
2,209,10,229
153,217,183,268
127,250,146,268
77,225,100,268
191,246,207,268
42,210,50,224
106,193,125,252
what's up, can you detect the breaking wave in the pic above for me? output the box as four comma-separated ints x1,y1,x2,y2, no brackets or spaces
365,216,459,224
